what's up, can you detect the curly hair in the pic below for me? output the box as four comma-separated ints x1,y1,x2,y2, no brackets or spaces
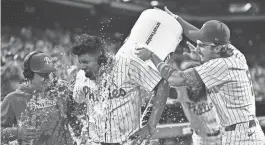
71,34,104,56
215,44,234,58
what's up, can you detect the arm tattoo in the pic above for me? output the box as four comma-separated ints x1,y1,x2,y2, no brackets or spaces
180,68,206,102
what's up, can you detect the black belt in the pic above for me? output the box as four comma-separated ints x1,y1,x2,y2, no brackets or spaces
100,143,120,145
225,119,256,132
195,130,221,137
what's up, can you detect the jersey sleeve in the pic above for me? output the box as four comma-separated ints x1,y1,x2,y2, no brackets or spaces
194,59,229,89
128,58,162,92
1,94,16,128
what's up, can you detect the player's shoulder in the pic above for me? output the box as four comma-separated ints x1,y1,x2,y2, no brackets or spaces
198,58,228,72
1,90,26,106
206,57,227,66
114,54,133,65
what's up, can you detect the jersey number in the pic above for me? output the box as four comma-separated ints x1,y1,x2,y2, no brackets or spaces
246,70,254,96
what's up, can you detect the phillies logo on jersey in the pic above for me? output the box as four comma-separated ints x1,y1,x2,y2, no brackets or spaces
82,86,127,101
186,101,214,115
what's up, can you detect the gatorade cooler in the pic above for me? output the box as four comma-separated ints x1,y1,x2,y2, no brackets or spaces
116,8,183,71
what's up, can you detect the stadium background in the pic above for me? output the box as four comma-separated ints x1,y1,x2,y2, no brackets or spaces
1,0,265,144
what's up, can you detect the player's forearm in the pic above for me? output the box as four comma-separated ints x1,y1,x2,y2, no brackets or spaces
148,80,169,128
150,54,185,86
1,127,18,143
176,17,199,43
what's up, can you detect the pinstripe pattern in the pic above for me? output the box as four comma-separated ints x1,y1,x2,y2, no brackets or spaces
175,87,221,145
73,55,161,143
176,87,220,136
194,45,265,144
221,119,265,145
195,46,254,127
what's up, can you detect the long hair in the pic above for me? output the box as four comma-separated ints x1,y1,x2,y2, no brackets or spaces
215,43,234,58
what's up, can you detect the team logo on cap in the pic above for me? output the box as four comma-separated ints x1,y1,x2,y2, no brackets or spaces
44,57,52,65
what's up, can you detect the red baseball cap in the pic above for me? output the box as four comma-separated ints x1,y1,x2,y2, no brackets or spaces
29,53,56,73
189,20,230,45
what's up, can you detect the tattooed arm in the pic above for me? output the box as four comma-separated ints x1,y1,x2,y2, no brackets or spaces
149,53,205,102
149,51,204,86
135,47,205,101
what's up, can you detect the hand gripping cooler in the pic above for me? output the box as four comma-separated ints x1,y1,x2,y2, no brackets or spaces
116,8,183,71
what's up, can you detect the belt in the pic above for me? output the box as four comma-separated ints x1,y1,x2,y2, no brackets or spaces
100,143,121,145
225,119,256,132
195,130,221,137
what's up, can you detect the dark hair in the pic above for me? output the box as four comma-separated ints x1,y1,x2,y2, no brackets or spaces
71,34,103,56
214,44,234,58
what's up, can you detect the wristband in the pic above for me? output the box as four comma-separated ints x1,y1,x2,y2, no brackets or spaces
158,63,176,81
156,62,164,70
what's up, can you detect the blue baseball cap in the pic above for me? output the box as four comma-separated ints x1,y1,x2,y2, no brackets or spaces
189,20,230,45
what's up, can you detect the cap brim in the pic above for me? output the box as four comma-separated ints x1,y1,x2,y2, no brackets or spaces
188,30,206,42
34,67,57,73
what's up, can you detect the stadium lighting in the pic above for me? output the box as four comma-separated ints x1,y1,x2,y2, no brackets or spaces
150,1,159,7
244,3,252,11
123,0,131,2
229,3,253,13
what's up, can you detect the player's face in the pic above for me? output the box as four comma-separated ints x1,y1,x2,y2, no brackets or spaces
78,53,100,75
197,40,215,62
31,72,53,90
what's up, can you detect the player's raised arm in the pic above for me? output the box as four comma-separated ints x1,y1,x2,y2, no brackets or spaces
164,6,199,43
135,47,204,88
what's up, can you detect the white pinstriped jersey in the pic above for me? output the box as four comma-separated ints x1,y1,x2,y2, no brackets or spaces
195,45,256,127
73,55,161,143
175,87,220,136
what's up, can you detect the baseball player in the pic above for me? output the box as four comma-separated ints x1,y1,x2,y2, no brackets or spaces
1,51,73,145
135,7,265,144
171,60,221,145
70,34,169,145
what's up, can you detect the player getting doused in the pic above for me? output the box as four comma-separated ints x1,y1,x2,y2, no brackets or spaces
135,7,265,145
169,58,222,145
70,34,170,145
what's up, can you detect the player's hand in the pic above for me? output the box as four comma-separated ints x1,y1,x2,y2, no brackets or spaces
164,6,178,19
17,128,41,140
130,124,155,145
135,45,153,61
183,41,202,62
